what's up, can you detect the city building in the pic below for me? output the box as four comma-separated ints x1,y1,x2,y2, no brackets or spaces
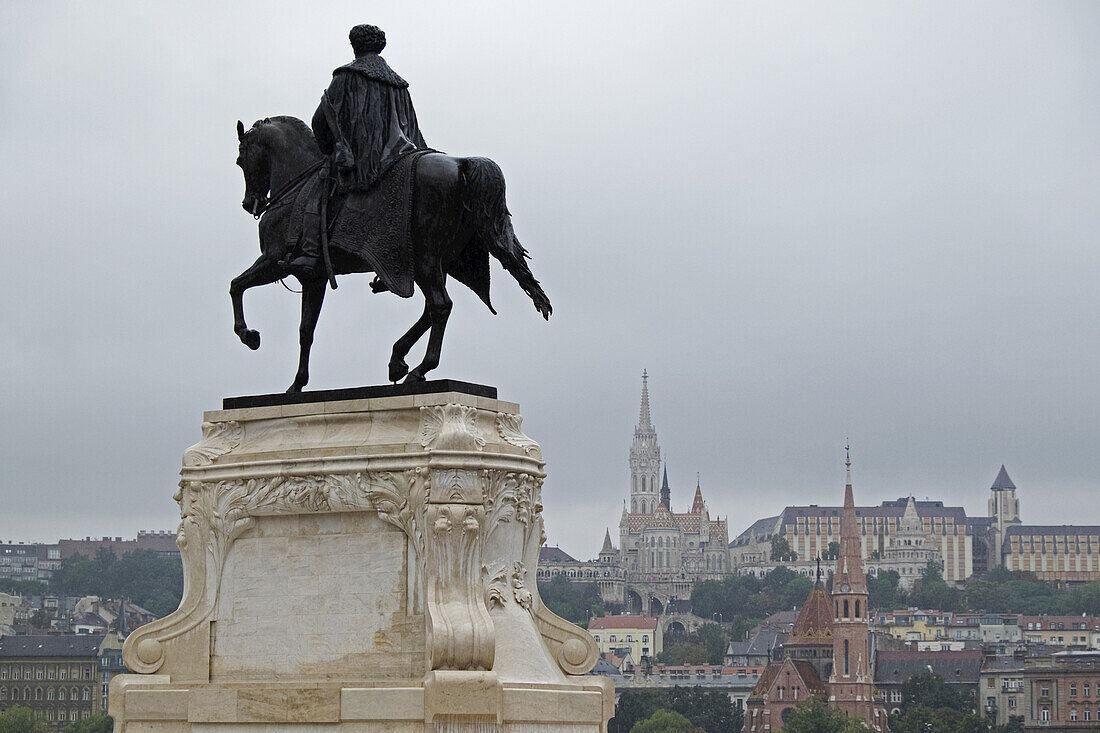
0,634,120,731
0,532,178,585
1019,616,1100,649
744,455,889,732
1021,650,1100,729
589,615,661,661
981,652,1026,727
873,650,983,716
732,495,979,586
1001,527,1100,584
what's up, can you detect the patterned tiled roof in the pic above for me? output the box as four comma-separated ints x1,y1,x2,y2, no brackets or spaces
788,588,834,643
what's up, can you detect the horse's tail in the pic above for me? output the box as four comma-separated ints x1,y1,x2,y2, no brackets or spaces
461,157,552,320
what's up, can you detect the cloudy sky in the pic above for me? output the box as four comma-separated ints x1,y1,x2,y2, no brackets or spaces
2,2,1098,559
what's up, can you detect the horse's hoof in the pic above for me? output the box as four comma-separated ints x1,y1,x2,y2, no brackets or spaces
286,384,303,394
240,329,261,350
389,360,409,383
403,371,426,384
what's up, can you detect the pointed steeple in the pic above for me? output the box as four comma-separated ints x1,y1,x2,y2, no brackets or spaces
660,464,671,510
901,495,922,533
691,475,705,514
638,370,653,430
834,445,867,593
601,528,614,554
990,465,1016,491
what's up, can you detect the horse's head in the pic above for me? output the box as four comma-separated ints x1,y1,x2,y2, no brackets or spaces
236,119,271,218
236,117,321,218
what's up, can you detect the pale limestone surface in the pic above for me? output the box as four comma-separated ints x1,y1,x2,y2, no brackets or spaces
110,392,612,733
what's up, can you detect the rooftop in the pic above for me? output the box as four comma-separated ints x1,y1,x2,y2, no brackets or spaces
589,615,658,631
0,634,108,658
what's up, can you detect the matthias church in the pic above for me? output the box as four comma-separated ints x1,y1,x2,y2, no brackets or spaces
538,373,730,615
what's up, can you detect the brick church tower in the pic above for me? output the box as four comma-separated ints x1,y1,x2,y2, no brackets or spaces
829,448,888,730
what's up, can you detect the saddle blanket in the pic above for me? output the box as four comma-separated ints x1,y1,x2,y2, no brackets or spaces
327,149,435,298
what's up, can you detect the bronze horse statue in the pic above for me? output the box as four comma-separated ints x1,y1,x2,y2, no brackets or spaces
231,116,551,391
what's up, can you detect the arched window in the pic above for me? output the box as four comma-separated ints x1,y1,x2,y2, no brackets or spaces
35,687,42,700
843,600,849,618
60,688,67,701
83,688,91,701
641,476,646,492
0,688,6,700
844,640,850,675
48,688,55,700
855,600,861,618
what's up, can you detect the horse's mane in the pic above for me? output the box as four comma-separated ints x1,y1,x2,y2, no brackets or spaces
260,115,321,155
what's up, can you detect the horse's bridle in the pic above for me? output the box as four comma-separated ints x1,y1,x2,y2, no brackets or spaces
251,159,326,220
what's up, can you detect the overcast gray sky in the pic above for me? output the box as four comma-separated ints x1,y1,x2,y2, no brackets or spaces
2,2,1098,560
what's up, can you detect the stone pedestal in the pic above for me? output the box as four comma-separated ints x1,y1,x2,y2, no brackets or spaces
110,386,612,733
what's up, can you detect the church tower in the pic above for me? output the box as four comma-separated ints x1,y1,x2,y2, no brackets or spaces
829,448,879,725
988,465,1021,566
629,371,661,514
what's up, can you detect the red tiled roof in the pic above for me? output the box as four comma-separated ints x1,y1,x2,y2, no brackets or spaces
589,615,658,630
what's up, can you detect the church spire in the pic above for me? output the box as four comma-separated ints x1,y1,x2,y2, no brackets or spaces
660,464,671,510
834,443,866,593
601,528,614,554
638,370,653,430
691,475,705,514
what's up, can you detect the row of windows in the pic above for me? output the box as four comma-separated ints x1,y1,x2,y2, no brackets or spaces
594,634,649,643
0,686,93,701
0,665,94,681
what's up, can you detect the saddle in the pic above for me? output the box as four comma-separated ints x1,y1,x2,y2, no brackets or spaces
284,149,432,297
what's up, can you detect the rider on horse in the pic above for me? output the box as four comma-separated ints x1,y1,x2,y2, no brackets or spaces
282,24,428,279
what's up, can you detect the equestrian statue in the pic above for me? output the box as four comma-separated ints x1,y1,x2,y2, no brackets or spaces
230,24,552,392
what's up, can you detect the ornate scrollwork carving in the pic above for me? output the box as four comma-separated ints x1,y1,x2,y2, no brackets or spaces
496,413,541,458
419,403,485,451
425,504,495,670
182,421,242,466
511,561,532,612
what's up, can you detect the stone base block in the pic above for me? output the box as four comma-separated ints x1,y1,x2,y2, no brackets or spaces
110,388,611,732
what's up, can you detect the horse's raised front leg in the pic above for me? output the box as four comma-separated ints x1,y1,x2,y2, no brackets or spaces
288,278,327,393
230,256,280,350
405,271,451,383
389,302,431,383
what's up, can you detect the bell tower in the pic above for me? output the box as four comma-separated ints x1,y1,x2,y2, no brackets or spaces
629,371,661,514
829,447,877,722
988,465,1021,566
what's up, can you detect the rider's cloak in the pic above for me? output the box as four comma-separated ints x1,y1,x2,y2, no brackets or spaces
311,53,427,191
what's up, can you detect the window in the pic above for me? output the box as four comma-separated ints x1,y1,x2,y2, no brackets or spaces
1071,709,1078,721
1041,685,1050,697
1008,698,1016,709
643,635,649,642
1085,709,1092,721
1072,683,1078,696
1086,683,1092,697
83,687,91,701
610,635,616,643
48,688,54,700
1041,708,1050,721
35,667,43,680
60,668,67,680
59,688,67,701
0,667,6,680
0,688,6,700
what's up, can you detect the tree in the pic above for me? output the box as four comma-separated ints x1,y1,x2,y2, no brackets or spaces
666,686,737,733
868,570,905,612
782,696,866,733
898,671,973,713
770,536,796,561
0,706,49,733
537,575,606,626
29,608,52,629
612,690,668,733
695,623,729,665
824,542,840,561
64,713,113,733
630,709,693,733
